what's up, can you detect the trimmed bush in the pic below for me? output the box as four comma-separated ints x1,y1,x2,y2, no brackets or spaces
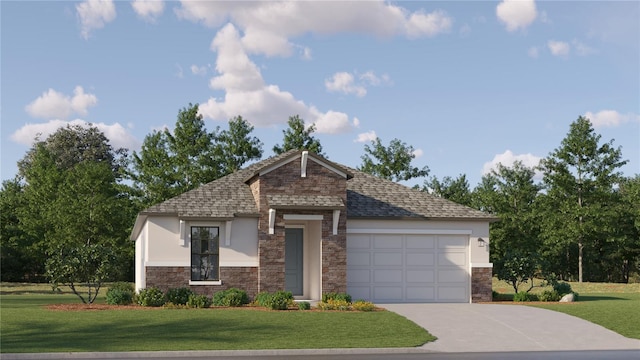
106,288,133,305
318,299,351,311
187,294,212,308
297,301,311,310
136,287,166,307
539,290,561,302
553,282,573,296
266,291,293,310
322,292,352,304
254,292,272,307
352,300,376,312
513,291,531,302
212,288,249,307
166,287,194,306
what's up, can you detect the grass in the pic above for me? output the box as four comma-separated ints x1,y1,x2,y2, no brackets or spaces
492,278,640,339
0,283,435,353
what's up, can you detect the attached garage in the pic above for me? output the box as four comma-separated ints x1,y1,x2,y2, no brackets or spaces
347,231,470,303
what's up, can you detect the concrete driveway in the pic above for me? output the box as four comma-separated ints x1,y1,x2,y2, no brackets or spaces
383,303,640,353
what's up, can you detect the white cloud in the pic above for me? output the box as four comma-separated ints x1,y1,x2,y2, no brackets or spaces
572,40,596,56
176,1,452,57
76,0,116,39
198,24,357,134
175,63,183,78
325,71,390,97
25,86,98,120
190,64,208,76
548,40,570,57
496,0,537,32
10,119,140,150
355,130,377,143
482,150,542,175
325,72,367,97
528,46,539,58
412,149,424,158
131,0,164,23
585,110,640,128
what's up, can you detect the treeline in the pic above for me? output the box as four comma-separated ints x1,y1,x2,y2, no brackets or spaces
1,104,638,289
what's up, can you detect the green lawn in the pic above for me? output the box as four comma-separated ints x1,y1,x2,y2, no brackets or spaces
0,287,434,353
492,278,640,340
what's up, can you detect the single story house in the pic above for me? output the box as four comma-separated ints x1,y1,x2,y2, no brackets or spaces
130,150,495,303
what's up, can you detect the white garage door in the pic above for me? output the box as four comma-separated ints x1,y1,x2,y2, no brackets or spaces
347,233,469,303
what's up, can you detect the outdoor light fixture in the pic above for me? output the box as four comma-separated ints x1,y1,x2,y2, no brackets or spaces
477,238,486,247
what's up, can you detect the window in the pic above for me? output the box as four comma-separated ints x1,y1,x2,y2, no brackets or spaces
191,226,219,281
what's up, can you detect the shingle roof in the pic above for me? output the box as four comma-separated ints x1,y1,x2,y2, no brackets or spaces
267,194,345,210
139,149,494,221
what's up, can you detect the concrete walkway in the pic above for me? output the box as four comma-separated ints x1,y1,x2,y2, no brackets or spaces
383,303,640,353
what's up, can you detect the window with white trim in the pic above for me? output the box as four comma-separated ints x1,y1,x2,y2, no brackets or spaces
190,226,219,281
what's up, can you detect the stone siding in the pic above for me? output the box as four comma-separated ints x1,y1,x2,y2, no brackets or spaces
145,266,259,299
471,267,493,302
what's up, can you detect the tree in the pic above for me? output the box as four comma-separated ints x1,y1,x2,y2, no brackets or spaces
472,161,542,276
216,116,263,175
538,116,627,282
358,137,429,182
272,115,324,156
496,249,540,294
422,174,472,207
13,125,134,292
132,103,220,206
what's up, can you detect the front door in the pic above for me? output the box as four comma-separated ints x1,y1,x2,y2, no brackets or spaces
285,228,304,296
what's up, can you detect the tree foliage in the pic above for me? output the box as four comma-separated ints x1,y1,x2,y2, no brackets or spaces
358,137,429,182
422,174,472,207
538,116,628,282
272,115,324,156
215,116,263,174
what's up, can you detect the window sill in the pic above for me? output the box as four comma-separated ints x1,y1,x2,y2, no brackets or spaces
189,280,223,286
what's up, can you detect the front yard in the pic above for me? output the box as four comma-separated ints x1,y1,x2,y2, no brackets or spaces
0,283,434,353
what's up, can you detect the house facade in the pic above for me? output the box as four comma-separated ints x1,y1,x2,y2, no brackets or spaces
130,150,495,303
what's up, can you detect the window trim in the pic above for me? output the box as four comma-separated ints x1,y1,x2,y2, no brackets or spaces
190,225,221,282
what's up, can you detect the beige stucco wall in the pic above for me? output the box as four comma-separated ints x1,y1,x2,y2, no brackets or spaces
141,216,259,267
346,219,491,265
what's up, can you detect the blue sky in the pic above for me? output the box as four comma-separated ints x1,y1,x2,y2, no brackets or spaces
2,1,639,188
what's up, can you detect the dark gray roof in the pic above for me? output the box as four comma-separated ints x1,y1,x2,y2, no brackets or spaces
140,149,493,221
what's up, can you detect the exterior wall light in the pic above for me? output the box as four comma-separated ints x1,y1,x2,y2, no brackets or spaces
477,238,486,247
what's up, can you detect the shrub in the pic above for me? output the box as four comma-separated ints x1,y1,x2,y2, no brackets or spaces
352,300,376,312
318,299,351,311
136,287,166,307
109,282,134,293
322,292,352,304
166,287,194,306
297,301,311,310
538,290,561,302
187,294,212,308
106,288,134,305
254,292,272,307
553,282,573,296
213,288,249,307
266,291,293,310
513,291,531,302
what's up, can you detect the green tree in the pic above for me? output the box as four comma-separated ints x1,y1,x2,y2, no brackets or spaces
272,115,324,156
538,116,627,282
472,161,542,276
608,176,640,282
14,125,134,289
422,174,472,207
131,103,221,206
216,116,263,175
358,137,429,182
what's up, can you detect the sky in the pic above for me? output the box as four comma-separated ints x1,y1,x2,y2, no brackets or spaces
2,0,639,189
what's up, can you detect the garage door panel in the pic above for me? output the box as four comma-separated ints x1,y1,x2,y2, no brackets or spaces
438,252,467,266
406,235,435,249
348,269,370,283
438,269,468,283
374,286,403,301
406,269,435,283
349,252,370,266
373,252,402,266
406,252,435,266
374,235,402,249
407,286,435,301
348,232,469,303
373,269,402,282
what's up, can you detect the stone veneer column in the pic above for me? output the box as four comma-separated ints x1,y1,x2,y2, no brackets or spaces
471,267,493,302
